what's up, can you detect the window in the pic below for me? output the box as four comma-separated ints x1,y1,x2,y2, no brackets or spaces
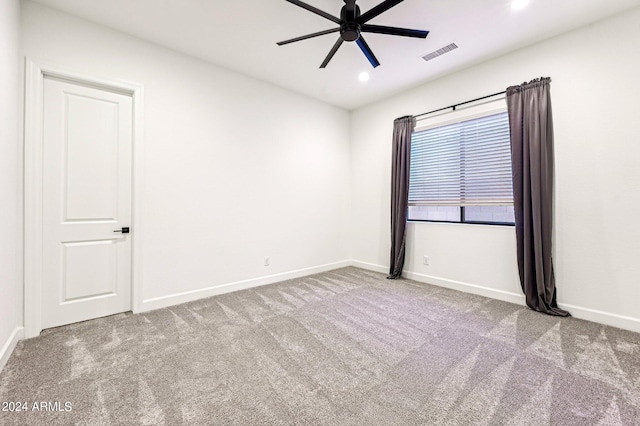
408,107,515,225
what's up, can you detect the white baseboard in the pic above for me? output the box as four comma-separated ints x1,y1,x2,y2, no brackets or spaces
0,327,24,373
350,259,640,333
139,260,352,312
353,261,526,306
350,260,388,274
138,257,640,334
558,303,640,333
403,270,526,306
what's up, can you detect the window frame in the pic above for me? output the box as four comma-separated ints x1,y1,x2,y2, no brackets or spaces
408,98,515,227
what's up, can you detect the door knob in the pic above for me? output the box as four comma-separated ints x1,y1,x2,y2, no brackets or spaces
113,227,130,234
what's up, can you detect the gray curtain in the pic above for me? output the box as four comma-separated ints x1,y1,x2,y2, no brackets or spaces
388,116,416,279
506,77,569,316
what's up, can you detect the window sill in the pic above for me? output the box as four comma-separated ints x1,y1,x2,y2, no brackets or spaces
407,219,515,227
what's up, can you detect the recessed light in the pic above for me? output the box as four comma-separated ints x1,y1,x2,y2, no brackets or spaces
511,0,529,10
359,72,370,82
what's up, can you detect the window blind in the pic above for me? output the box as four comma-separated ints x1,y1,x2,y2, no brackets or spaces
409,111,513,206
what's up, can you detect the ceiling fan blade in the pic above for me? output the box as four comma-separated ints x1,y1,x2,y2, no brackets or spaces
277,28,340,46
361,24,428,39
320,37,344,68
285,0,341,24
356,0,405,24
356,36,380,68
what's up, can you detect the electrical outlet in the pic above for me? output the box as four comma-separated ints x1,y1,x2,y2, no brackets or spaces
423,255,429,266
264,256,270,267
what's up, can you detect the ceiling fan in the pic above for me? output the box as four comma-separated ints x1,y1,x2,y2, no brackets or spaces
277,0,429,69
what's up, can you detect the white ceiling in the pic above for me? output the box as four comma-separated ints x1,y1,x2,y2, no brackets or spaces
30,0,640,110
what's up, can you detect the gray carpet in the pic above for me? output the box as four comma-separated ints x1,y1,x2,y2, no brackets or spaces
1,267,639,425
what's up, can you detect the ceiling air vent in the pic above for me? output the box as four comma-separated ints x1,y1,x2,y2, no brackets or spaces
422,43,459,62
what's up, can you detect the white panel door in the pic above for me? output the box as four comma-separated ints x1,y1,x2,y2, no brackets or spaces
42,76,133,329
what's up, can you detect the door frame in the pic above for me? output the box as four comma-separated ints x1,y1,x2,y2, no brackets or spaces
24,58,145,338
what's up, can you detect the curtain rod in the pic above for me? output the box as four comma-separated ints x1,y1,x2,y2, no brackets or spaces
413,90,507,120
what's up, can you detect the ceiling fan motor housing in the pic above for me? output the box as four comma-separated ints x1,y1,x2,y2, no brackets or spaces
340,2,361,41
340,23,361,41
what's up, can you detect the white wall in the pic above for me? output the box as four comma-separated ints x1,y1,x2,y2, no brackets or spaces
350,7,640,331
13,1,640,346
0,0,23,368
21,1,351,311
